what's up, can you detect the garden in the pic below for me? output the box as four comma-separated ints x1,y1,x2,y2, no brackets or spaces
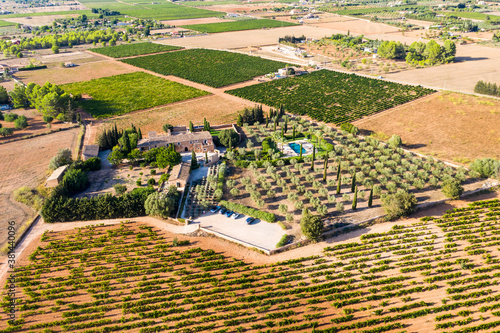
3,199,500,333
227,70,435,125
62,72,210,118
122,49,287,88
181,18,297,33
91,42,182,58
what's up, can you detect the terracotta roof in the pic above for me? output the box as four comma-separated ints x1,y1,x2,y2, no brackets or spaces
169,162,190,182
137,131,213,148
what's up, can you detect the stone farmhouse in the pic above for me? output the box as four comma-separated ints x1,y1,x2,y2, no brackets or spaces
137,129,215,153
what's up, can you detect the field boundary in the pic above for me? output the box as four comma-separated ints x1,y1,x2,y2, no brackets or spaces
0,124,80,146
200,226,272,254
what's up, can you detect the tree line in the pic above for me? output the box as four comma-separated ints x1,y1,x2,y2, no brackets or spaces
377,40,456,66
474,80,500,98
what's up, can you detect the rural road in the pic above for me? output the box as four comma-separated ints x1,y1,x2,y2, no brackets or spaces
0,216,197,285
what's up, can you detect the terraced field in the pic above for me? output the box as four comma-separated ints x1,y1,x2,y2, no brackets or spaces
3,199,500,332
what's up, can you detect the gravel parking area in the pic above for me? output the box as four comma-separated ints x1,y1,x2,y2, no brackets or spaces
192,211,285,250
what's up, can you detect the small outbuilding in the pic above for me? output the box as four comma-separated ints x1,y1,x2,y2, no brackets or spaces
45,165,69,187
82,145,99,161
165,162,190,190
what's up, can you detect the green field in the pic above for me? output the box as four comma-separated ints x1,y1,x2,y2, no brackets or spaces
227,70,435,124
62,72,209,118
0,20,15,27
122,49,287,88
75,0,223,19
444,11,500,20
0,10,96,18
182,18,298,33
92,42,182,58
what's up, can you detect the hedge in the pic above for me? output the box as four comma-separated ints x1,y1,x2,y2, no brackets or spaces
18,65,47,71
219,200,276,223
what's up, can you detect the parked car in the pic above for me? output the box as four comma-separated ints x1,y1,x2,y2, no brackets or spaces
220,208,227,215
225,210,233,218
211,206,221,213
231,213,240,219
246,217,255,225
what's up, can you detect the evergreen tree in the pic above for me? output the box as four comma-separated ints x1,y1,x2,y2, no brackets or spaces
284,118,288,133
368,187,373,208
351,172,356,193
337,176,341,194
299,142,303,158
337,163,341,180
189,121,194,133
138,128,142,140
190,150,198,170
292,125,296,140
237,114,243,127
281,127,284,138
265,116,269,128
323,158,328,182
120,132,131,153
310,146,315,170
205,151,208,163
352,186,358,210
269,108,274,119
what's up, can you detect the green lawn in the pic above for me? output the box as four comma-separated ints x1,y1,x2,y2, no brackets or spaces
62,72,209,118
182,19,298,33
92,42,182,58
122,49,287,88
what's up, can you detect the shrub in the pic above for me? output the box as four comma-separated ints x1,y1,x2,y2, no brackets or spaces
441,179,464,200
469,158,500,178
14,115,28,129
219,200,275,222
83,157,101,171
300,209,324,241
13,187,44,211
340,123,359,135
276,235,290,248
3,113,18,122
219,129,240,148
388,134,402,148
49,148,73,170
0,127,13,137
147,178,156,186
382,190,417,220
114,184,127,195
158,173,170,186
136,179,142,186
150,169,156,175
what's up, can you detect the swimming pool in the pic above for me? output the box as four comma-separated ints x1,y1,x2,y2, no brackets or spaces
289,142,305,154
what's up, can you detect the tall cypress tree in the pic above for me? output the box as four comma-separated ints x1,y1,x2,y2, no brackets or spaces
337,175,341,194
138,128,142,140
284,118,288,133
265,116,269,128
323,158,328,182
351,172,356,193
336,163,341,180
352,186,358,210
292,125,296,140
310,146,315,170
299,142,303,158
368,187,373,208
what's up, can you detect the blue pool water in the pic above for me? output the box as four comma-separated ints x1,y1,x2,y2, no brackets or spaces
289,142,305,154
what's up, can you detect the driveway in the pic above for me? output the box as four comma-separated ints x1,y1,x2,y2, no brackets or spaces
192,211,285,251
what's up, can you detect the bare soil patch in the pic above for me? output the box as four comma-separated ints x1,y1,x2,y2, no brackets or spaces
311,18,400,35
0,108,76,142
94,94,247,142
2,14,80,26
355,92,500,163
15,59,138,86
0,127,79,248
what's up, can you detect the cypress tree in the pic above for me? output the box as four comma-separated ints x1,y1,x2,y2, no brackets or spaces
190,150,198,170
310,146,315,170
121,132,131,153
284,118,288,133
189,121,194,133
205,151,208,163
336,163,341,180
131,124,137,134
106,129,114,149
281,127,284,138
351,172,356,193
138,128,142,140
292,125,296,140
237,114,243,127
337,175,341,194
352,186,358,210
299,142,303,158
323,158,328,182
265,116,269,128
273,119,277,132
368,187,373,208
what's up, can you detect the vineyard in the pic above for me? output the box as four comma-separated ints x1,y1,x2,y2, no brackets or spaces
91,42,182,58
122,49,287,88
62,72,210,118
181,19,297,33
2,199,500,332
227,70,435,125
